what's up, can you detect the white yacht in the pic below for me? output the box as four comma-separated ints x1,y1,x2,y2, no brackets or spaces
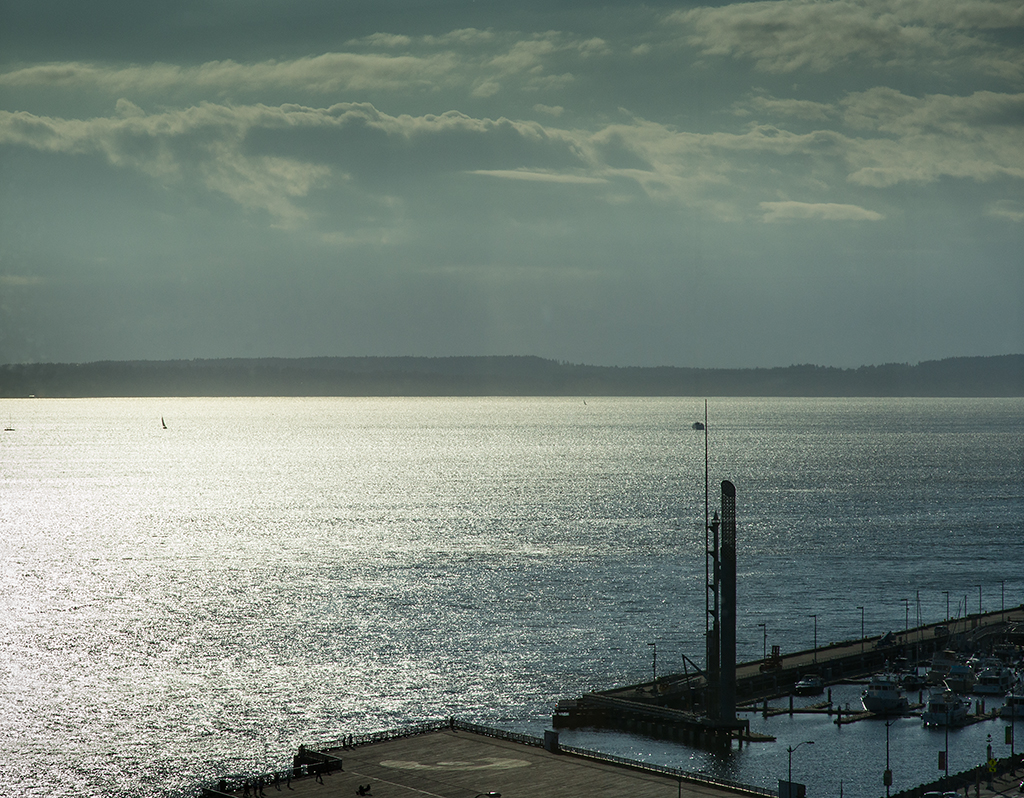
944,663,976,694
974,662,1014,695
926,650,958,685
922,688,969,726
1000,690,1024,720
862,672,910,715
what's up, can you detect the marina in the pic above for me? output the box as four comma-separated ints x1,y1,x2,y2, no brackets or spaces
555,607,1022,735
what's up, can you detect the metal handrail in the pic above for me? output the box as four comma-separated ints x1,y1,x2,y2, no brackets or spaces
555,742,775,796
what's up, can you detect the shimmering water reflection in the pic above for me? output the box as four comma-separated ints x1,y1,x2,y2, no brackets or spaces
0,397,1021,797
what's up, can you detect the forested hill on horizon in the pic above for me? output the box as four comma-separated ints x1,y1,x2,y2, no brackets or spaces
2,355,1022,397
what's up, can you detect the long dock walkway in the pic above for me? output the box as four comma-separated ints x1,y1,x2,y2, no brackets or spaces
555,606,1024,741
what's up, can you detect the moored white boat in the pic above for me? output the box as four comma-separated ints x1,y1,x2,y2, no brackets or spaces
926,650,958,685
863,672,910,715
944,663,976,694
974,662,1014,695
794,675,824,696
1000,690,1024,720
922,688,969,726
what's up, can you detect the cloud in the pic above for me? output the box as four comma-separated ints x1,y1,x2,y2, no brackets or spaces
468,168,607,184
533,104,564,117
841,88,1024,185
759,200,883,221
355,33,414,49
986,200,1024,222
0,102,591,224
736,95,835,122
2,82,1020,231
0,53,463,96
0,29,609,103
666,0,1024,78
0,274,46,287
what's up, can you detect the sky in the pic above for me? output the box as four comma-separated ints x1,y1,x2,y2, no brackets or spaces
1,0,1022,368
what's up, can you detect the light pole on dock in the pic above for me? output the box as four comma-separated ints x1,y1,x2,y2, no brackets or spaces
943,708,950,779
1000,580,1005,622
648,641,657,682
857,606,865,654
977,585,982,614
809,615,817,664
884,720,893,798
787,740,814,792
942,591,949,622
758,623,767,662
901,598,909,633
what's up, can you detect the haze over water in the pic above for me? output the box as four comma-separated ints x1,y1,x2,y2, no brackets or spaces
1,396,1021,797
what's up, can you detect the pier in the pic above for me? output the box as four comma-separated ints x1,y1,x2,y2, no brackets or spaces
200,721,775,798
553,605,1024,745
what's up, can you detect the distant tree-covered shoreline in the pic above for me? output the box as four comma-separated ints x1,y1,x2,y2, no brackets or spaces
1,355,1022,397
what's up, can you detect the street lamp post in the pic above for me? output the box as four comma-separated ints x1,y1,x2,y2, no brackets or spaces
944,707,950,779
809,615,818,664
977,585,982,615
986,734,994,789
857,606,865,654
901,598,909,633
787,740,815,795
757,623,767,662
942,591,950,622
648,641,657,682
884,720,894,798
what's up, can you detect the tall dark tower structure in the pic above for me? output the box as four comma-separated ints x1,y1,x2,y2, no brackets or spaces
705,480,739,730
705,510,720,721
719,480,737,722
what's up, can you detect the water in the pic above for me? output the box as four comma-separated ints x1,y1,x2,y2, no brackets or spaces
0,396,1021,797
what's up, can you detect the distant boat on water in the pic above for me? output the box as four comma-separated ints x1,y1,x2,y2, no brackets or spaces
161,417,167,429
692,421,705,430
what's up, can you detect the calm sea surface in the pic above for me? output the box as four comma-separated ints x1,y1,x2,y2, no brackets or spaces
1,397,1022,797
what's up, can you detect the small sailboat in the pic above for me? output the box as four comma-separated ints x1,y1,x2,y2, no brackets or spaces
161,417,167,430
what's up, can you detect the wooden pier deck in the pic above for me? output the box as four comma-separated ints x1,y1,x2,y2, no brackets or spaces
202,725,773,798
